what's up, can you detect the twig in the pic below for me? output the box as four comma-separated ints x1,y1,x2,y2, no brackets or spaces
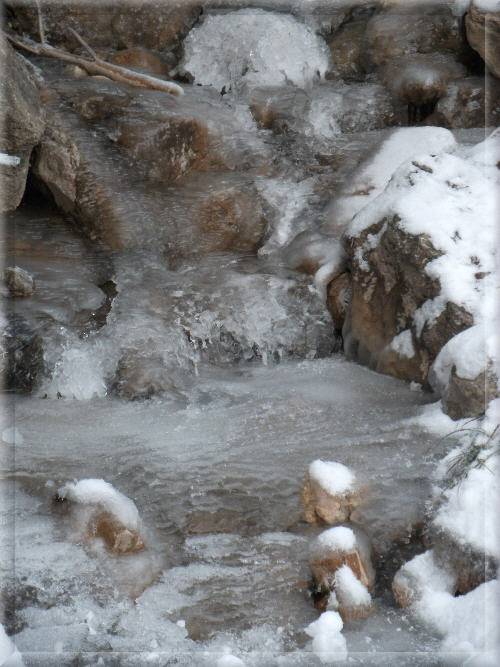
5,31,184,97
68,27,97,60
35,0,45,44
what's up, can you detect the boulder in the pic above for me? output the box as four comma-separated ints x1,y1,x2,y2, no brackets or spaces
326,16,373,81
3,266,35,297
466,1,500,78
8,0,201,53
302,460,360,526
366,6,464,67
310,525,375,594
0,39,45,211
112,352,182,401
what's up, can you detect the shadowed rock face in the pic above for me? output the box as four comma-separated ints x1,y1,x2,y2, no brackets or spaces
442,365,499,421
0,39,45,211
466,1,500,78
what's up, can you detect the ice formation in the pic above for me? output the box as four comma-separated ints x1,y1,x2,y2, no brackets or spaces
0,624,23,666
181,9,330,91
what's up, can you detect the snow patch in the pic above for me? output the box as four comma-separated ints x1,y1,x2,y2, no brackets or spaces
312,526,357,556
309,460,355,496
389,330,415,359
57,479,140,531
334,565,371,608
0,152,20,167
305,611,348,664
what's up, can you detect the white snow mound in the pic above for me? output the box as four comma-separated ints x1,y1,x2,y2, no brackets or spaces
305,611,348,664
309,460,355,496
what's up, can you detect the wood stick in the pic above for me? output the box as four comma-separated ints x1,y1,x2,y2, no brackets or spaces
34,0,45,44
5,32,184,97
68,27,97,60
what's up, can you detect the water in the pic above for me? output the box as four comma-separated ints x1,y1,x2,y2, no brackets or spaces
1,357,452,665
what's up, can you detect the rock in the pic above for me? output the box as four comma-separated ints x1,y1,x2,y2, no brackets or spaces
89,511,145,555
310,525,375,594
466,1,500,78
367,6,464,68
9,0,201,53
428,77,500,128
382,54,466,123
110,47,171,76
333,564,373,622
442,364,498,420
326,15,373,81
392,549,456,608
327,273,352,332
302,460,360,526
3,266,35,297
282,231,346,276
113,352,181,401
0,314,43,393
0,39,45,211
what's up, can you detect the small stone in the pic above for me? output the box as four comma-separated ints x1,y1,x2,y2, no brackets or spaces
4,266,35,297
89,511,145,555
302,460,360,526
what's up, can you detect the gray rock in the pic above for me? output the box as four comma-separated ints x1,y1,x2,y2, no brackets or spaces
3,266,35,297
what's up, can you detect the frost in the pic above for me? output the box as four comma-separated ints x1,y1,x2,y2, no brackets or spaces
309,460,355,495
305,611,348,664
57,479,140,531
181,9,330,91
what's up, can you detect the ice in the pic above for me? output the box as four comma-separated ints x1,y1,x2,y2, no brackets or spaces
1,427,24,446
328,127,457,231
0,624,23,666
45,346,108,399
216,653,246,666
0,152,20,167
57,479,140,530
308,460,355,496
474,0,500,10
181,9,330,92
334,565,371,608
312,526,357,556
304,611,348,664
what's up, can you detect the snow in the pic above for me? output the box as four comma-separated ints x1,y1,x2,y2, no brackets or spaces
0,153,20,167
330,127,456,229
181,9,330,91
216,653,246,667
45,346,107,399
334,565,371,608
312,526,357,556
389,330,415,359
394,549,456,603
0,624,23,666
305,611,348,664
309,460,355,496
1,427,24,445
57,479,140,530
434,453,499,558
474,0,500,11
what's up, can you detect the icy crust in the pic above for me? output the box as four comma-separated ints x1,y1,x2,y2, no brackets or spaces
304,611,348,665
181,9,330,91
329,127,457,230
348,130,498,331
308,460,355,496
57,479,140,531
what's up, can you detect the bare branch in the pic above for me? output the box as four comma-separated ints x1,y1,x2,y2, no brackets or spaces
68,27,97,61
4,31,184,97
34,0,45,44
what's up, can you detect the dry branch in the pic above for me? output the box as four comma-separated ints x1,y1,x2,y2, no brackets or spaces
5,32,184,97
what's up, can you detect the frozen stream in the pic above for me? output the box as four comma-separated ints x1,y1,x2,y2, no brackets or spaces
2,358,451,665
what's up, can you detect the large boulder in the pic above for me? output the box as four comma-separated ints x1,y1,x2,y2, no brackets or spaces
0,38,45,211
343,133,497,387
7,0,201,53
466,0,500,78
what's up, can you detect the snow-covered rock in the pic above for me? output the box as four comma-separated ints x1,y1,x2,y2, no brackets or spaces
333,564,373,621
305,611,348,664
302,460,360,525
57,479,145,554
344,130,498,391
181,9,330,91
392,549,456,607
466,0,500,78
310,525,375,593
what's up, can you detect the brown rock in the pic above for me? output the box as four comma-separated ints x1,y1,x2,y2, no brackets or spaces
89,511,145,555
302,471,360,526
110,47,171,76
333,564,373,622
428,77,500,128
310,526,375,593
442,364,499,421
327,18,373,81
466,1,500,78
0,39,45,211
327,273,352,332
